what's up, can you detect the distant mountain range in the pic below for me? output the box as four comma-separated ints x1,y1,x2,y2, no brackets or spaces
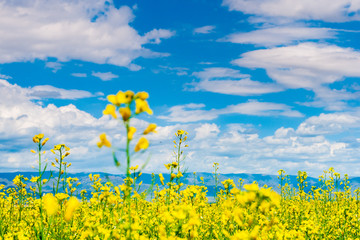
2,171,360,199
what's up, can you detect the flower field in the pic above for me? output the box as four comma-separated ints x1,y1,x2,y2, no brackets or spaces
1,91,360,239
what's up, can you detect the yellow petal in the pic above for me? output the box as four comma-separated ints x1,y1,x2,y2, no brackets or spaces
134,137,149,152
143,123,157,135
107,95,119,106
135,91,149,100
103,104,117,119
128,126,137,140
119,107,131,121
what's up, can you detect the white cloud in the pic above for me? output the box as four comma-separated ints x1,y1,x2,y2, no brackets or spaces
158,101,302,122
233,43,360,110
222,0,360,22
1,78,360,176
158,103,219,123
296,112,360,135
72,73,87,78
0,79,151,172
92,71,119,81
157,66,189,76
191,67,283,96
193,25,216,34
143,29,176,44
193,67,249,80
224,26,335,46
0,0,174,69
194,123,220,140
0,73,12,79
222,101,303,117
45,61,63,73
0,79,96,100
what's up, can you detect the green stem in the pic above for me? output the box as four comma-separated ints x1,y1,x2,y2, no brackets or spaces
55,149,63,194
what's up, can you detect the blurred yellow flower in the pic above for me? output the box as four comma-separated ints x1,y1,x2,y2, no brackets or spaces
124,90,134,103
244,183,259,192
135,91,149,100
128,126,137,140
107,94,119,106
103,104,117,119
130,165,139,171
119,107,131,121
135,99,153,115
64,197,80,222
42,137,49,146
97,133,111,148
43,193,59,217
159,173,165,185
33,133,44,143
143,123,157,135
134,137,149,152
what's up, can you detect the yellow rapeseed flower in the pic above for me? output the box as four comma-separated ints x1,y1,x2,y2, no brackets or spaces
159,173,165,185
33,133,44,143
124,90,134,103
130,165,139,171
135,91,149,100
164,163,171,170
42,137,49,146
244,183,259,192
128,126,137,140
64,197,80,222
43,193,59,217
143,123,157,135
177,130,184,135
103,104,117,119
97,133,111,148
107,94,119,106
134,137,149,152
135,99,153,115
119,107,131,121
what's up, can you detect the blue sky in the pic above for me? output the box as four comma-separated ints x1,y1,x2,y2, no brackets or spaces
1,0,360,177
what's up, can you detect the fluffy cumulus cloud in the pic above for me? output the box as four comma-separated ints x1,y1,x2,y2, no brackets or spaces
1,78,360,176
223,26,335,47
0,78,153,172
158,101,302,122
222,0,360,22
0,0,174,70
175,123,358,176
296,112,360,135
191,67,283,96
233,43,360,110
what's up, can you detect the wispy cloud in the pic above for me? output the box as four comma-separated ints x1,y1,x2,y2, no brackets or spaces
191,67,283,96
158,101,303,123
72,73,87,78
45,61,63,73
0,73,11,79
0,79,97,100
223,26,335,47
233,43,360,110
92,71,119,81
193,25,216,34
222,0,360,22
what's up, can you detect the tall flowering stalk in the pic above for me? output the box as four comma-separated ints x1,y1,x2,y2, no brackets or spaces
173,130,188,192
50,144,71,194
30,133,49,198
98,90,156,196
